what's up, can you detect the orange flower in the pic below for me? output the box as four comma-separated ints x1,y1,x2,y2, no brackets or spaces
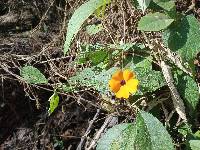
109,70,139,99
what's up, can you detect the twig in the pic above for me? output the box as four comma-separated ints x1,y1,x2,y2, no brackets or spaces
146,93,170,111
76,109,100,150
151,40,192,76
166,50,192,76
166,109,176,126
159,42,192,76
141,34,188,122
185,0,196,14
30,0,56,34
86,115,115,150
35,56,73,64
0,63,99,109
160,61,187,122
161,103,169,126
0,63,24,81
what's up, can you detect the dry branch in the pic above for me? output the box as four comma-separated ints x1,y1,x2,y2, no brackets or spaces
76,109,100,150
86,115,117,150
160,61,187,122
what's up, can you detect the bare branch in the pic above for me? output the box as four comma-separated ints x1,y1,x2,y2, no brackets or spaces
160,61,187,122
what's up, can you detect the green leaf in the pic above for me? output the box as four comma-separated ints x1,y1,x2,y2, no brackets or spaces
77,43,106,64
64,0,110,54
48,91,59,115
57,83,74,93
96,123,132,150
136,0,151,13
194,130,200,139
69,67,96,87
162,15,200,62
153,0,175,11
130,58,166,94
182,76,199,116
134,56,152,68
20,66,48,84
78,50,108,65
178,123,193,137
89,50,108,65
129,111,174,150
68,67,118,94
95,67,118,93
173,70,199,117
136,68,166,94
108,42,146,53
113,43,135,52
96,111,174,150
71,56,165,95
189,140,200,150
86,24,103,35
134,111,174,150
138,12,174,31
94,0,110,18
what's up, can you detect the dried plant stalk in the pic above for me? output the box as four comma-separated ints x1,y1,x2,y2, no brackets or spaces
160,61,187,122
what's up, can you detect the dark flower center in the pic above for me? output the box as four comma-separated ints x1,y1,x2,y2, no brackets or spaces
120,80,126,86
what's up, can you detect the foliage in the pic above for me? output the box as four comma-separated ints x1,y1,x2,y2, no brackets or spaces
173,70,199,117
97,111,174,150
138,12,174,31
48,90,59,115
86,24,103,35
162,15,200,63
136,0,151,13
189,140,200,150
64,0,111,54
132,57,166,94
77,46,108,65
67,53,166,96
178,123,200,149
94,0,110,18
152,0,175,11
96,123,131,150
20,0,200,149
20,66,48,84
68,66,118,94
53,138,64,150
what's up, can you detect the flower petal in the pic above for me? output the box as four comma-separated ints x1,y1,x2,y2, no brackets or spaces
126,79,139,93
116,85,130,99
123,69,135,81
112,70,123,81
109,79,121,93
